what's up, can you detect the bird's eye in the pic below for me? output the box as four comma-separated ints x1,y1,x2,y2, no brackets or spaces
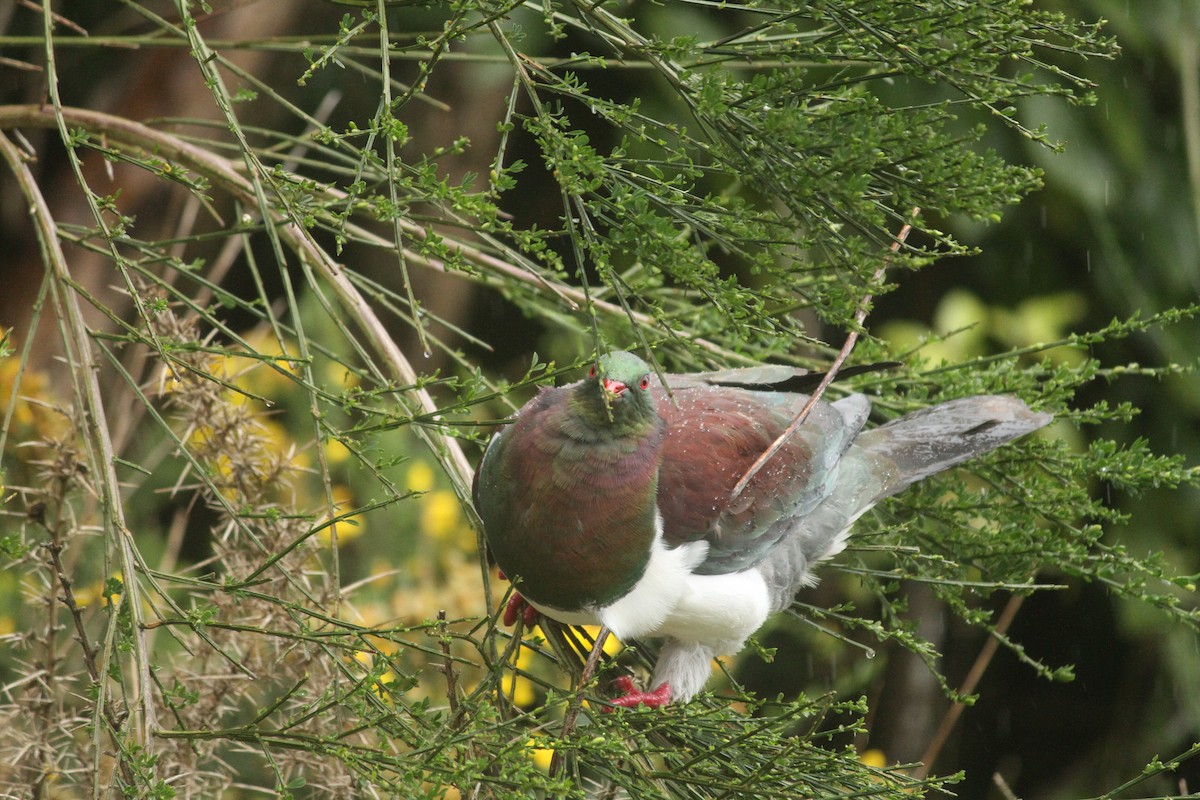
589,365,597,378
639,375,650,390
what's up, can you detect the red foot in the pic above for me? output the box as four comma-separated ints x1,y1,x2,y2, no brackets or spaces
502,590,540,627
605,676,672,711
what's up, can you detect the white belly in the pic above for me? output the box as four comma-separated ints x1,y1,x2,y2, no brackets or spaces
530,521,771,657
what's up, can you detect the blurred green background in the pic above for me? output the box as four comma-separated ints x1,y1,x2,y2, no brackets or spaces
1,1,1197,797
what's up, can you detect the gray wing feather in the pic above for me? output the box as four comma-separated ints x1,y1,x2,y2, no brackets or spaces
755,395,1050,610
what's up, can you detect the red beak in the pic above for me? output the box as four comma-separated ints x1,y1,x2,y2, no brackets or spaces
602,377,628,396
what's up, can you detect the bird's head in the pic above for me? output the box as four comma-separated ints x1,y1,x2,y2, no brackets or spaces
574,351,657,432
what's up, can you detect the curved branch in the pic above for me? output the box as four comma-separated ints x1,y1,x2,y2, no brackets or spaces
0,129,155,748
0,104,749,363
0,104,481,508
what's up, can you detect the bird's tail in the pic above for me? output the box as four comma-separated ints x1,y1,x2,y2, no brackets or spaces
757,395,1050,612
855,395,1052,500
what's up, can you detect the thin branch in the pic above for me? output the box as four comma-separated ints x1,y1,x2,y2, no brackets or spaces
0,104,478,512
912,592,1025,780
376,0,431,358
549,625,611,779
437,610,461,719
42,543,102,699
0,129,156,746
729,207,921,502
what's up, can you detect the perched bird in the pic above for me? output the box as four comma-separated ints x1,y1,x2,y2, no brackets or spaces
473,351,1051,707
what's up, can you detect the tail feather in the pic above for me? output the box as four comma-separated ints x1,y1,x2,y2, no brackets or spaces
758,391,1051,609
758,395,1050,612
856,395,1051,499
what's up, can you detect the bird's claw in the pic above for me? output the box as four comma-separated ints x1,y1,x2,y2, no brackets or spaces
502,589,540,627
605,676,671,711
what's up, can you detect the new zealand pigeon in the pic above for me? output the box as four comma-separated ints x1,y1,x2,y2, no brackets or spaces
473,351,1051,707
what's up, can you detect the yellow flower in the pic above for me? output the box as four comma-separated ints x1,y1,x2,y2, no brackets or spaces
318,484,364,546
324,436,352,466
324,359,360,391
256,418,309,469
234,330,301,396
580,625,623,657
406,461,436,493
353,649,402,700
421,490,463,541
421,782,461,800
859,748,887,769
73,572,124,608
0,344,65,440
506,642,540,708
525,736,556,772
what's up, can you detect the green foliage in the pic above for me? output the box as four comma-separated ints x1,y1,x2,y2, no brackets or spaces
0,0,1196,798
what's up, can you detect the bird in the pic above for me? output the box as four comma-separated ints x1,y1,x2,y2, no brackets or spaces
472,351,1051,708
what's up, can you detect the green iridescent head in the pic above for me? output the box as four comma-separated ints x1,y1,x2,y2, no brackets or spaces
572,351,657,432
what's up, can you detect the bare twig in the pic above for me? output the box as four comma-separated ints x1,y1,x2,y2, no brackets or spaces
18,0,89,36
729,208,921,502
913,592,1026,779
0,104,477,513
42,542,101,691
0,129,156,746
41,538,133,786
437,610,461,718
992,769,1022,800
548,625,611,779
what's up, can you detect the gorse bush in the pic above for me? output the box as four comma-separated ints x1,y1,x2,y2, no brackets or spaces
0,0,1197,797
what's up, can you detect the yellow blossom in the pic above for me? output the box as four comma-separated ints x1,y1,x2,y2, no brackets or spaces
421,490,466,542
506,642,540,708
525,736,555,772
73,573,124,608
318,484,364,546
422,782,461,800
581,625,623,657
353,649,402,700
234,330,302,395
256,418,309,469
0,342,65,439
324,359,360,391
406,461,436,493
323,436,352,466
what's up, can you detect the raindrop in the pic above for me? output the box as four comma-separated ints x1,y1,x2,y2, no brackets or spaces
423,348,433,358
1085,251,1091,273
864,647,877,659
263,399,275,409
